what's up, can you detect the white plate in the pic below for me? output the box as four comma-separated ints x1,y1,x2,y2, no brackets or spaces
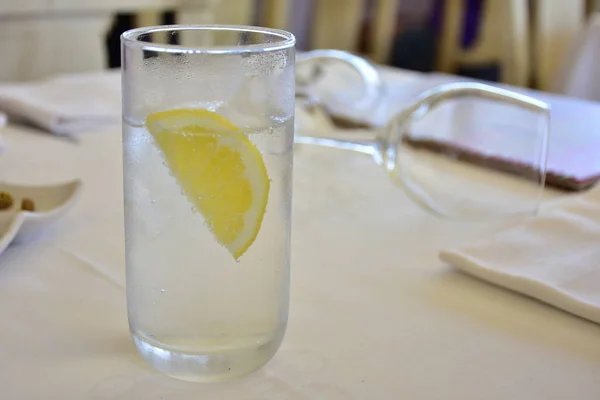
0,180,82,255
0,112,6,153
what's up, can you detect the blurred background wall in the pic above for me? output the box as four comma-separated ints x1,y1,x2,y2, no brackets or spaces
1,0,599,99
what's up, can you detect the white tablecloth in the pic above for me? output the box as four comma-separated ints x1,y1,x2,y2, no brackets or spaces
1,71,600,399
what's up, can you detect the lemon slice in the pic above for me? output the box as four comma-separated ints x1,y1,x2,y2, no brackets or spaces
145,108,270,259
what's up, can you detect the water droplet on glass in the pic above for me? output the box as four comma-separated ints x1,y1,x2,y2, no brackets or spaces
150,199,157,204
160,289,166,293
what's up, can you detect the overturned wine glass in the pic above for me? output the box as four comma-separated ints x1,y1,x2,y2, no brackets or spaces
294,54,550,220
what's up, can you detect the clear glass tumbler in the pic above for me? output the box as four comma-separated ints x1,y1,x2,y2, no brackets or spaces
121,25,295,382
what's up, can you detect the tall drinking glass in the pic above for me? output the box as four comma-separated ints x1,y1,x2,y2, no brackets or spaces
121,25,295,382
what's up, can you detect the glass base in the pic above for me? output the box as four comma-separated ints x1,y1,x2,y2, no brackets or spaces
131,329,285,382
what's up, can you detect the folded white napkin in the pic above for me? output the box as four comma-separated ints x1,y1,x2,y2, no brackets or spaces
0,70,121,135
441,188,600,324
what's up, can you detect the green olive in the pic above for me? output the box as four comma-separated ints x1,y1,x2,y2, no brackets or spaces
0,192,14,210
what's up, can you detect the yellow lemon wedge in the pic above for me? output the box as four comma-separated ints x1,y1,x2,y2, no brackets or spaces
145,108,270,260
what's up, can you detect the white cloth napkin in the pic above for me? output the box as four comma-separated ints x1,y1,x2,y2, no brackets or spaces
441,188,600,324
0,70,120,135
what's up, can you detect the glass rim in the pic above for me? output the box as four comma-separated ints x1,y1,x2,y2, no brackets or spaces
121,24,296,55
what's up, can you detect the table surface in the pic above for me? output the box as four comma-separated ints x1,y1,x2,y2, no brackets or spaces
1,68,600,400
